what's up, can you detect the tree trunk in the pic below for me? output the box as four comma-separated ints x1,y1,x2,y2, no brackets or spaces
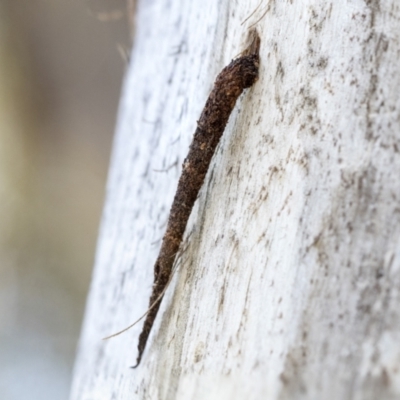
70,1,400,399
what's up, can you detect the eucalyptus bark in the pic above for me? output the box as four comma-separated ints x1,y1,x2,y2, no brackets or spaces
70,1,400,399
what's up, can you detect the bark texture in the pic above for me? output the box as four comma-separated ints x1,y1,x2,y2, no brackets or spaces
70,1,400,399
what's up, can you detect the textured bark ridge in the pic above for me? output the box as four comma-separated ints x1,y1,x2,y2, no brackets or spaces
133,31,260,367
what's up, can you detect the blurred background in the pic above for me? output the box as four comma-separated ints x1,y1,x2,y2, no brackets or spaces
0,1,135,398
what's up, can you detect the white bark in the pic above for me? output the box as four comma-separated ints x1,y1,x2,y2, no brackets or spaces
70,0,400,399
